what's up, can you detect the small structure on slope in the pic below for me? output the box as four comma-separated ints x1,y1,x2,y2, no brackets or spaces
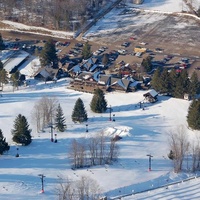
143,89,158,103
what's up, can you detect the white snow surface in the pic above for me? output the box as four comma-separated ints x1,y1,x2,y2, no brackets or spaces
0,0,200,199
0,78,200,199
129,0,189,13
1,20,73,39
128,0,200,12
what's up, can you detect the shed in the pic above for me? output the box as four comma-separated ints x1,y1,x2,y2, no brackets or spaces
143,89,158,103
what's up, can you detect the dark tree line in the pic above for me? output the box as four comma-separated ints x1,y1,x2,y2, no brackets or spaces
151,68,200,99
0,0,103,31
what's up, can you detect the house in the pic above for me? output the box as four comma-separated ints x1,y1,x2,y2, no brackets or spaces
61,62,74,72
98,74,111,91
98,75,111,86
33,67,59,82
1,50,29,74
69,71,104,93
68,64,82,77
143,89,158,103
81,57,99,71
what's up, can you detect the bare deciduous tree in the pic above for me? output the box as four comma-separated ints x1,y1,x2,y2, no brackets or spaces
56,176,75,200
69,132,119,169
56,176,101,200
168,125,189,173
190,134,200,172
76,176,101,200
32,96,58,133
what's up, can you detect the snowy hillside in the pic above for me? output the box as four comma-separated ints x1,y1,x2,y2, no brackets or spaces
0,79,200,199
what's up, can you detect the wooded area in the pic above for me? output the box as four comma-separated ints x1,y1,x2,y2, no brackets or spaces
0,0,103,30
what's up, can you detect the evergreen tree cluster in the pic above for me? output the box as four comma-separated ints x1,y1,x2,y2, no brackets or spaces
0,129,10,155
151,69,200,99
187,99,200,130
90,88,107,113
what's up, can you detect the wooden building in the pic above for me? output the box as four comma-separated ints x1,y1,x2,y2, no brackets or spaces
143,89,158,103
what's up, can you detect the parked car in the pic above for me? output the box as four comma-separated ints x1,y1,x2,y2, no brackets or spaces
63,41,70,46
75,43,83,47
135,52,142,57
155,48,163,53
118,49,127,55
93,51,101,56
98,48,105,52
139,42,147,45
130,36,136,40
102,46,108,49
121,42,130,47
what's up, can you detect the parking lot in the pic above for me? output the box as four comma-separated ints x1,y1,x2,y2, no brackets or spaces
84,7,200,58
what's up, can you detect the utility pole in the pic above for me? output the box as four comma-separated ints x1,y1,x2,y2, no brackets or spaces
50,124,54,142
107,105,112,121
146,154,153,171
38,174,45,193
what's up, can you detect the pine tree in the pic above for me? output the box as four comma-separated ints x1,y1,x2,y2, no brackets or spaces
141,56,152,72
159,69,170,94
82,42,92,60
71,98,88,123
11,114,32,146
0,33,5,50
151,68,161,91
0,129,10,155
40,39,58,68
0,60,3,70
90,88,107,113
189,71,200,99
169,69,178,96
55,104,66,132
174,70,189,99
187,99,200,130
0,68,8,91
10,71,20,91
